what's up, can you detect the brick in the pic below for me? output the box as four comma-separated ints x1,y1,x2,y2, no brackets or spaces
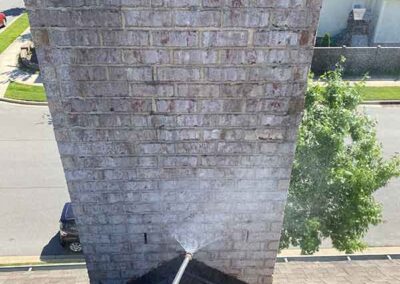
202,31,249,47
159,129,201,141
29,9,71,27
204,0,293,8
129,84,174,97
77,9,122,27
68,48,123,64
64,81,129,97
223,9,269,27
246,99,289,113
108,67,153,81
174,10,220,27
120,0,151,6
219,49,276,65
160,156,198,167
164,0,202,7
102,30,149,46
177,84,220,98
123,10,172,27
247,67,292,81
270,10,309,28
57,66,108,81
49,30,101,46
173,50,218,65
156,67,201,81
152,31,198,47
156,99,197,113
254,31,299,46
205,67,247,81
123,49,169,64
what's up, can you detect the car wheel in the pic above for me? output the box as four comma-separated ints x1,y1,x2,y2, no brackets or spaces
68,242,82,253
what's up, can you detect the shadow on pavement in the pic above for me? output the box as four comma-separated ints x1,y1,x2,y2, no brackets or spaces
40,232,84,262
3,8,25,17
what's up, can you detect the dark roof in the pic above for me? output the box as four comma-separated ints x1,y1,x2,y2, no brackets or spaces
60,202,75,222
128,256,246,284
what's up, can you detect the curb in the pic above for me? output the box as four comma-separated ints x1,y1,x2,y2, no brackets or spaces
0,255,85,267
0,262,86,273
361,100,400,105
10,79,43,87
277,253,400,263
0,97,48,106
1,80,47,106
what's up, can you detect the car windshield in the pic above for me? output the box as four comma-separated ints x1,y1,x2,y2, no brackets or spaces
65,204,75,220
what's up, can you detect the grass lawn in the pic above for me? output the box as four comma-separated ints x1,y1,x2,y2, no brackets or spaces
4,81,47,102
361,87,400,101
0,13,30,54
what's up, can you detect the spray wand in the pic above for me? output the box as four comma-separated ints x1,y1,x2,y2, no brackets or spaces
172,253,193,284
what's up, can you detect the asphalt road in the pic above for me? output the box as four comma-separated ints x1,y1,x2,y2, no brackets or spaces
0,0,25,25
0,103,398,257
363,105,400,247
0,103,69,257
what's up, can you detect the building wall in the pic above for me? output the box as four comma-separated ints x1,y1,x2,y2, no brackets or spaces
317,0,379,37
373,0,400,45
25,1,321,283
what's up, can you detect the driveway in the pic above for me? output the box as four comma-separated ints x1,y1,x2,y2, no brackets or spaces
0,103,69,257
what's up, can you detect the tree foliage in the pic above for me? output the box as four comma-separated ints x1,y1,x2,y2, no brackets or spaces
280,61,400,255
321,32,331,47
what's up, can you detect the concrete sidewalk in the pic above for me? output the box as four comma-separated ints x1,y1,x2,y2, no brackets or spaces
1,259,399,283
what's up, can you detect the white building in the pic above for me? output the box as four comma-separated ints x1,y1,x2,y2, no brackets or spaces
318,0,400,45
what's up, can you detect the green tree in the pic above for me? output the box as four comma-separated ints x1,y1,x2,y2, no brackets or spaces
280,61,400,255
321,33,331,47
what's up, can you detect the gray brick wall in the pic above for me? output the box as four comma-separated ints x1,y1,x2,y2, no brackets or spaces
25,1,321,283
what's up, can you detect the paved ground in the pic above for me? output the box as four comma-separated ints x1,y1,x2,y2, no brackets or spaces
1,260,400,283
0,103,69,257
363,105,400,247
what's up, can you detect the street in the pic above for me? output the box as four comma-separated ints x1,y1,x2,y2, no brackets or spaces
364,105,400,247
0,102,398,256
0,103,69,257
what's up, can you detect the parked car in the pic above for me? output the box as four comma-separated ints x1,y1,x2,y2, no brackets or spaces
59,202,82,253
0,12,6,28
